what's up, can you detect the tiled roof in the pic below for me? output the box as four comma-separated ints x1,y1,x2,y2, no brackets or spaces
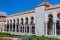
36,2,60,10
11,10,35,16
36,2,51,7
46,4,60,10
0,18,6,22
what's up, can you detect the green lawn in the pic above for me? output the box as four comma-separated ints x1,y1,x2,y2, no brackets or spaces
30,36,60,40
21,35,60,40
0,32,21,38
0,32,60,40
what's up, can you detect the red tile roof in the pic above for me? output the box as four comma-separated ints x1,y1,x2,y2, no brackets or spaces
11,10,35,16
0,18,6,22
46,4,60,10
36,2,51,7
36,2,60,10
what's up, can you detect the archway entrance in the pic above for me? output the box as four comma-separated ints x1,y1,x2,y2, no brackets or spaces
47,14,53,35
56,13,60,35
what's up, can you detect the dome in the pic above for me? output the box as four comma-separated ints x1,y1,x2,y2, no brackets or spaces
0,11,8,16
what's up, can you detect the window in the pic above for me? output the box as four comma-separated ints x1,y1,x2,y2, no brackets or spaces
30,17,34,24
27,26,29,33
32,26,35,33
57,13,60,19
21,26,22,32
7,20,9,32
16,19,19,32
21,18,23,25
13,19,15,24
17,19,19,24
48,14,53,29
10,20,12,32
25,17,28,24
7,20,9,24
13,19,15,32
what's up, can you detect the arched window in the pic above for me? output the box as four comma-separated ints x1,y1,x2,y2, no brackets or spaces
56,13,60,29
56,13,60,35
7,20,9,25
48,14,53,29
7,20,9,32
25,17,28,24
17,18,19,24
21,18,23,25
48,14,53,21
17,18,19,32
13,19,15,24
10,20,12,24
10,20,12,32
13,19,15,32
57,13,60,19
27,26,29,33
30,17,34,24
47,14,53,35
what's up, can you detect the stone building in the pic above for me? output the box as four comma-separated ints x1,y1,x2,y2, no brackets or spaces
0,2,60,36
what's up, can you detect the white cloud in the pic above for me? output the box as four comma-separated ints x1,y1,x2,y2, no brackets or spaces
0,11,8,16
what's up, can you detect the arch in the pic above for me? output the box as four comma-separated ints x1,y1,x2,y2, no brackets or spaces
17,18,19,24
48,14,53,28
25,17,28,24
10,20,12,24
7,20,9,24
16,18,19,32
13,19,15,32
48,14,53,21
56,13,60,34
57,13,60,19
30,17,34,24
13,19,15,24
21,18,23,24
6,20,9,32
47,14,53,35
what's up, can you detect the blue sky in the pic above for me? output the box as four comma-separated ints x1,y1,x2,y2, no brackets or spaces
0,0,60,15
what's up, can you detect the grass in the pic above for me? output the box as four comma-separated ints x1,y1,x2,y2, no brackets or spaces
0,32,21,38
0,32,60,40
30,36,60,40
21,35,60,40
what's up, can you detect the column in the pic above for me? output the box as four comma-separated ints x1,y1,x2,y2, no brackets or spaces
6,20,7,32
12,19,13,32
9,19,10,32
55,22,56,36
24,25,25,33
25,25,27,33
15,19,17,32
30,25,32,33
29,17,31,33
18,23,19,33
29,24,31,33
46,22,47,35
53,23,54,35
19,18,21,33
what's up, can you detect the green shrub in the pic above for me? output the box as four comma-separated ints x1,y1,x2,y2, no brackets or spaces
32,32,35,34
0,32,21,38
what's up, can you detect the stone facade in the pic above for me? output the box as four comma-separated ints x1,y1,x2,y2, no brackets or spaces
0,2,60,37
